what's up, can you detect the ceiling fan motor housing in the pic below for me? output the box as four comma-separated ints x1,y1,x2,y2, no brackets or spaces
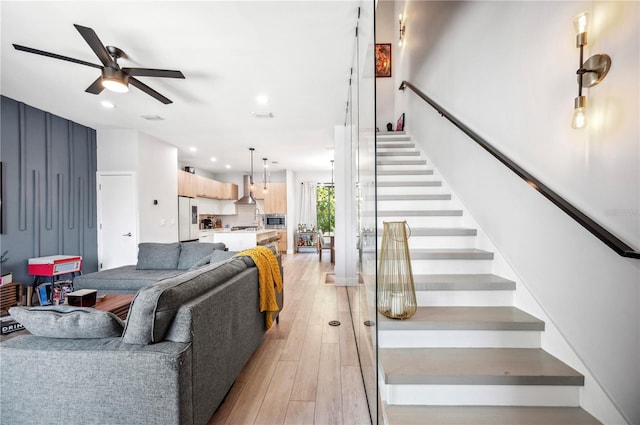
102,67,129,92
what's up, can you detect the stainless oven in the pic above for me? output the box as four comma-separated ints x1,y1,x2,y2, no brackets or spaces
264,214,286,229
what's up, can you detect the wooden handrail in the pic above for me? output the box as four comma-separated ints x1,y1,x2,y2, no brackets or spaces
399,80,640,259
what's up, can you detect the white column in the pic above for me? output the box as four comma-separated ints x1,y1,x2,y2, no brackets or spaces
334,125,358,285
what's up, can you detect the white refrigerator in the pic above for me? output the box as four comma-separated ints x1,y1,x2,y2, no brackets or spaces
178,196,199,241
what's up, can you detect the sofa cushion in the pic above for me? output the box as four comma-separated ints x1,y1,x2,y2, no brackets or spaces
177,242,225,270
123,258,249,345
136,242,181,270
73,266,184,294
9,306,124,338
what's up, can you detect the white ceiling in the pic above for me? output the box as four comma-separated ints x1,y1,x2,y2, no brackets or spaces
1,1,361,175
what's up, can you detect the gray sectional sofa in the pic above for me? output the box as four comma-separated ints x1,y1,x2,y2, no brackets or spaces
73,241,228,294
0,243,283,425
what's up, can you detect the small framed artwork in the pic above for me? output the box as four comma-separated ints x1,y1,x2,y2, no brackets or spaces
375,43,392,78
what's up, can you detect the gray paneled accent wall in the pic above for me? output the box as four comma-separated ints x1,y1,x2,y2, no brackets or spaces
0,95,98,286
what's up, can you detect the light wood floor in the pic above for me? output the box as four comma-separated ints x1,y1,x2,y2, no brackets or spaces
209,253,372,425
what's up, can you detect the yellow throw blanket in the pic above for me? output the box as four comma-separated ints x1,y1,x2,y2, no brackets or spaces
235,246,283,329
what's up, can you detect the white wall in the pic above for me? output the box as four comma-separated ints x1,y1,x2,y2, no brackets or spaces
138,133,178,242
98,129,178,243
375,0,397,127
395,1,640,423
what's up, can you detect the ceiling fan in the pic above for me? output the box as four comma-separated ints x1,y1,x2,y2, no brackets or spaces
13,24,185,104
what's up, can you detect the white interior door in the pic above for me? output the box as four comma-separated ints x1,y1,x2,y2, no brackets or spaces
97,173,138,270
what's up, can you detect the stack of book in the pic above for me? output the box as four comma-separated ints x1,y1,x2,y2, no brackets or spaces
1,315,24,335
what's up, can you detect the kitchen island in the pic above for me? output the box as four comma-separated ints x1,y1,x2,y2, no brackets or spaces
199,228,279,252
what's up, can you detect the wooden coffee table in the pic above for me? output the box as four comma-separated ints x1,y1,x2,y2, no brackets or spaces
94,293,135,320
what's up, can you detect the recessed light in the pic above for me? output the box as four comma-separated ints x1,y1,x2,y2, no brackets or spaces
100,100,116,109
256,94,269,105
225,164,231,169
210,157,217,162
189,147,197,152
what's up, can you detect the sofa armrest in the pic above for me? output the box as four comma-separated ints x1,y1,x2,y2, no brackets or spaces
1,335,193,425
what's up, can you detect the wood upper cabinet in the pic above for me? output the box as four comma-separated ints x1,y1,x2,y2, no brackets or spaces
196,175,214,198
179,171,239,200
177,170,197,198
223,183,238,200
264,183,287,214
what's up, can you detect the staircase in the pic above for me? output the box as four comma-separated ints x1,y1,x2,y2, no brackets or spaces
375,133,601,424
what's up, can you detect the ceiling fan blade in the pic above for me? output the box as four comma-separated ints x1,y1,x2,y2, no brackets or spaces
122,68,185,79
13,44,102,69
73,24,114,67
129,77,172,104
85,77,105,94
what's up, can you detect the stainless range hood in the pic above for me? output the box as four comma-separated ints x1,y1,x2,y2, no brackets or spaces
235,175,256,205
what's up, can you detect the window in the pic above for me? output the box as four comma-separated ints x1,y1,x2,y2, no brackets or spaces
316,185,335,234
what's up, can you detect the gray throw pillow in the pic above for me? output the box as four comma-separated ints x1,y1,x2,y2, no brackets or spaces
9,306,124,339
136,242,181,270
177,242,216,270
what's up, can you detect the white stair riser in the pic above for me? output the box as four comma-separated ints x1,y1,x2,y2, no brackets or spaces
377,235,477,249
416,290,514,306
377,136,410,142
382,384,580,407
410,259,494,275
377,164,428,172
377,175,435,183
377,147,418,153
377,200,452,210
378,186,445,196
377,155,423,161
378,217,464,227
378,330,541,349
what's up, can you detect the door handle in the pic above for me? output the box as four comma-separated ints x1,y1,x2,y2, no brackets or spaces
123,232,132,237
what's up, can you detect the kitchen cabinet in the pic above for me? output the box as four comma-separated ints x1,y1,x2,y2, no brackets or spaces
222,183,238,200
264,183,287,214
177,170,197,198
275,230,287,253
190,173,238,200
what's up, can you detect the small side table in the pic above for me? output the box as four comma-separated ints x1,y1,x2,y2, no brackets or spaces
0,282,23,315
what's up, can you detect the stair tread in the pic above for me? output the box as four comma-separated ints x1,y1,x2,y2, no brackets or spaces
377,142,415,149
410,248,494,260
384,405,602,425
378,181,441,187
378,193,450,200
377,159,427,165
394,227,477,236
378,210,463,216
378,306,544,331
378,169,434,175
413,274,516,290
381,347,584,386
377,151,421,156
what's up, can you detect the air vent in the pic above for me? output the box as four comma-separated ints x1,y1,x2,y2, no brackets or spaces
140,114,165,121
252,112,274,119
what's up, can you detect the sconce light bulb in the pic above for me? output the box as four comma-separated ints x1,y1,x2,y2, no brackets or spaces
571,96,587,129
399,13,403,21
573,12,590,35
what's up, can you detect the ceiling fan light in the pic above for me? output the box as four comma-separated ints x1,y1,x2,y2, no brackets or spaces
102,78,129,93
101,68,129,93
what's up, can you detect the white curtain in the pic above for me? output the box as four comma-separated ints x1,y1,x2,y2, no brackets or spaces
299,181,317,230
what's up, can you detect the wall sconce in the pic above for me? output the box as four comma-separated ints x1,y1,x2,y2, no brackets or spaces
398,13,406,47
571,11,611,129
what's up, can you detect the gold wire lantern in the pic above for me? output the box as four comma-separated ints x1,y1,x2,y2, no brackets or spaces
377,221,417,319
